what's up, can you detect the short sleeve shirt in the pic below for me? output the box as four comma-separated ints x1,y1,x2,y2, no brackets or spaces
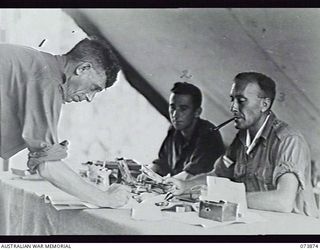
0,44,65,160
213,112,318,217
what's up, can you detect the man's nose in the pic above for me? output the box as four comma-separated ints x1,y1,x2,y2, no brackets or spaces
230,101,239,113
86,92,96,102
172,109,181,119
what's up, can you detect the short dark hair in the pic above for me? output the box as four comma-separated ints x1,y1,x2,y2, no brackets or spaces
66,37,121,88
171,82,202,109
234,72,276,108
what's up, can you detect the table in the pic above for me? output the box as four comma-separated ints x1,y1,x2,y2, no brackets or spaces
0,172,320,235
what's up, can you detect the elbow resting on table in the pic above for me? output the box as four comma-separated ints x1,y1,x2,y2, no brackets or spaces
247,192,294,213
274,199,294,213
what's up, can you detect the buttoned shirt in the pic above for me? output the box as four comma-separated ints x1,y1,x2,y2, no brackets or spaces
213,112,318,217
153,118,225,176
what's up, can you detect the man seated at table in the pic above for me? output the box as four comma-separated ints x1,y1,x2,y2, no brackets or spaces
138,82,225,181
164,72,318,217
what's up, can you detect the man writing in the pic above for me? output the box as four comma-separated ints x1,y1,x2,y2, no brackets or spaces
138,82,225,181
0,37,130,208
165,72,318,217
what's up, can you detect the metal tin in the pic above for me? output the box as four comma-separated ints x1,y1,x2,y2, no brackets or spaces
199,200,239,222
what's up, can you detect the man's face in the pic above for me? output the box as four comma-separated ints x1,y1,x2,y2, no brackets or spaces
230,81,265,131
169,93,200,131
62,65,107,103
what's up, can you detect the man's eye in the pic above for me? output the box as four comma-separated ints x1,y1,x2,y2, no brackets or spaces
91,85,103,92
231,97,246,104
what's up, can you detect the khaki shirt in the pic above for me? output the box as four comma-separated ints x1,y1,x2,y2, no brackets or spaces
153,118,225,176
214,112,318,217
0,44,65,162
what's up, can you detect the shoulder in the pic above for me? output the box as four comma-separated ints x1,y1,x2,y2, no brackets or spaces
0,43,41,57
272,117,305,141
0,44,54,71
197,118,221,136
165,125,176,137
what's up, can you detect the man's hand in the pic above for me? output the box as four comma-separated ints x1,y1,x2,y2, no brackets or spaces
172,171,192,181
102,183,132,208
28,140,69,172
163,177,188,195
136,173,149,182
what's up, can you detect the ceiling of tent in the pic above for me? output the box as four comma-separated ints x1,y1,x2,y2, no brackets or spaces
65,8,320,161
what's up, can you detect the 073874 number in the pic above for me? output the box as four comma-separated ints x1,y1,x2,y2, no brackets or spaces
300,244,319,248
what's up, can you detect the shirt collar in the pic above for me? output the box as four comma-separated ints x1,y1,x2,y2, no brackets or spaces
260,111,276,140
245,113,270,154
172,118,201,145
238,111,276,146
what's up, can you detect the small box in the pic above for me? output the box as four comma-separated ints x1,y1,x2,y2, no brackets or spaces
199,200,239,222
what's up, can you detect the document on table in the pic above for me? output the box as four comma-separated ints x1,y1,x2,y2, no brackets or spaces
41,191,99,210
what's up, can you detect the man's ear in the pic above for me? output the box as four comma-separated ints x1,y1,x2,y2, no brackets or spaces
194,107,202,118
75,62,92,75
261,98,272,112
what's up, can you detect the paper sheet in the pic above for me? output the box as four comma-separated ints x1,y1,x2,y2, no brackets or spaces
202,176,248,216
11,168,43,180
131,194,166,221
42,191,99,210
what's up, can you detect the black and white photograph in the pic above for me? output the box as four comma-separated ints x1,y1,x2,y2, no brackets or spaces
0,7,319,244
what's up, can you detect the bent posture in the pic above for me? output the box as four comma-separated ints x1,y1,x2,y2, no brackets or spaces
0,38,130,207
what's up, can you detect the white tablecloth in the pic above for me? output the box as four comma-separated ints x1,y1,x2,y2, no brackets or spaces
0,172,319,235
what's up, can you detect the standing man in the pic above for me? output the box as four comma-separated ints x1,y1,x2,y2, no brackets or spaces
165,72,318,217
139,82,225,181
0,37,130,208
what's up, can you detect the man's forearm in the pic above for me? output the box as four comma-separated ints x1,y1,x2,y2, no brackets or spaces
38,161,114,207
246,191,294,213
246,173,298,213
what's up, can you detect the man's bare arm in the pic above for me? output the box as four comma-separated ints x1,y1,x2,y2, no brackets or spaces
38,160,130,208
246,173,298,213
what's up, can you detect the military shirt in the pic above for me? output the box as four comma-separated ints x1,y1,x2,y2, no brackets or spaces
213,112,318,217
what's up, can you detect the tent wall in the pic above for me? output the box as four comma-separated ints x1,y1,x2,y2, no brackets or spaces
65,8,320,163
